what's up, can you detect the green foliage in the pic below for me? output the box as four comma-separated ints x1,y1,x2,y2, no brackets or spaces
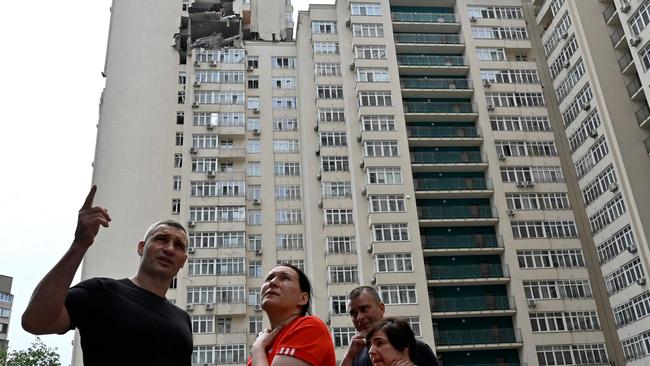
0,338,60,366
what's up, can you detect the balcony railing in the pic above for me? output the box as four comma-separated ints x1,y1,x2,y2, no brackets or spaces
417,205,496,219
410,151,485,164
421,234,501,249
394,33,462,45
602,2,616,22
635,105,650,126
392,12,459,24
403,101,476,114
424,263,506,279
414,177,489,191
618,51,633,71
626,77,642,97
430,295,513,312
434,328,520,346
407,126,480,138
610,27,625,46
400,78,472,90
396,55,468,67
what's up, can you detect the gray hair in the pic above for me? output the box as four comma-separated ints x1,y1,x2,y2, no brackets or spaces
143,220,189,247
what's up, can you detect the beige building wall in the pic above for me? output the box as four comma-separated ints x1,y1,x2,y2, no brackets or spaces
0,275,13,353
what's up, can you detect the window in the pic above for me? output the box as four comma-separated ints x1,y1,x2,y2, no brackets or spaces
275,185,301,200
481,69,540,84
188,258,245,276
500,166,564,183
368,195,405,212
248,235,262,251
486,92,545,107
517,250,585,269
177,111,184,125
193,112,244,127
362,116,395,131
622,330,650,361
273,139,299,153
247,185,261,201
468,6,523,19
248,76,259,89
330,296,348,315
354,45,387,59
367,167,402,184
322,181,352,198
640,42,650,71
536,344,608,366
249,316,263,334
314,42,339,55
195,91,244,105
272,57,296,69
557,58,586,102
613,291,650,328
372,223,409,242
247,118,260,133
186,285,245,304
359,91,392,106
351,3,382,16
511,220,578,239
582,164,616,206
604,257,645,295
490,116,551,132
272,97,297,110
321,156,349,172
317,85,344,99
325,209,354,225
274,162,301,176
328,265,359,284
597,225,636,265
214,345,246,364
472,26,528,40
192,134,218,149
189,206,245,222
569,110,601,153
405,317,421,337
192,315,214,333
352,23,384,37
247,139,260,154
312,21,337,34
248,56,259,69
562,84,593,127
333,328,357,347
589,194,625,234
276,234,304,250
198,49,246,63
189,232,245,249
357,68,389,82
318,108,345,122
173,176,181,191
549,35,579,80
195,70,244,84
247,209,261,225
327,237,356,254
273,117,298,131
364,140,398,157
544,12,572,57
476,48,506,61
175,132,184,146
177,91,185,104
530,311,600,333
172,199,181,214
247,96,260,110
523,280,592,300
378,284,417,304
495,141,557,157
174,153,183,168
575,136,609,179
247,162,261,176
315,63,341,76
506,193,571,211
272,77,296,89
248,261,262,277
276,209,303,225
376,253,413,272
320,132,347,146
630,1,650,35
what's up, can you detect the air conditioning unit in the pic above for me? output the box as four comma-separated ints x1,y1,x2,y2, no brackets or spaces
482,80,491,88
253,108,260,114
345,18,351,28
507,209,515,216
608,182,619,192
192,101,200,108
638,277,647,286
361,187,368,196
186,304,194,311
253,198,261,205
527,299,537,308
318,201,324,208
188,247,196,254
210,60,218,67
356,134,362,142
252,128,261,135
255,249,263,256
470,16,477,23
621,3,631,13
589,129,599,138
207,171,216,178
563,61,570,68
313,125,319,132
487,104,495,111
254,304,262,311
316,173,322,180
370,275,377,284
582,102,591,111
190,147,198,154
349,62,356,71
247,66,255,72
516,181,526,188
498,154,506,161
526,181,535,187
561,32,568,40
187,221,196,228
315,148,321,156
205,303,214,311
359,160,365,168
630,36,642,47
367,245,373,253
627,244,638,253
207,123,215,130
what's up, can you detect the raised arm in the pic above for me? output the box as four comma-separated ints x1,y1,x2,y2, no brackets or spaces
22,185,111,334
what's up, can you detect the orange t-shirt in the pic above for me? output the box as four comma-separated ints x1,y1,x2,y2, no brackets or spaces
247,316,336,366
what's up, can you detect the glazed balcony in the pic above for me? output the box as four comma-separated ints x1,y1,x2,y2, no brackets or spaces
407,126,481,147
636,104,650,128
396,55,469,76
400,78,473,98
392,12,461,33
417,205,499,226
403,101,478,122
626,76,644,101
434,328,522,350
421,234,503,255
394,33,465,54
603,2,620,26
618,50,635,74
430,295,516,317
610,27,626,49
410,151,488,172
413,177,492,199
425,263,508,281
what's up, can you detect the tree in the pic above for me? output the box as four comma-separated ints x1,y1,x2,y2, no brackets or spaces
0,338,60,366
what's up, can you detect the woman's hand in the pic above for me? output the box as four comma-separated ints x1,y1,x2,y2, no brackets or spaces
253,325,284,351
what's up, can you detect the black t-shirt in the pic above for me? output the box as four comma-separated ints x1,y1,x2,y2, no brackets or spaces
352,339,439,366
65,278,192,366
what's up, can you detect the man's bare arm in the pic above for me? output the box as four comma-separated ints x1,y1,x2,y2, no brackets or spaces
22,185,110,334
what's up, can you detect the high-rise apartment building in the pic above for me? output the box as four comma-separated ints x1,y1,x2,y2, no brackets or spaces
0,275,14,353
81,0,649,365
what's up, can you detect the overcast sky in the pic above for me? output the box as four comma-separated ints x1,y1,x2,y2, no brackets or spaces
0,0,332,364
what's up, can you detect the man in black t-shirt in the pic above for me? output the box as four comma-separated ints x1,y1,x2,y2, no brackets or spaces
22,186,192,365
341,286,439,366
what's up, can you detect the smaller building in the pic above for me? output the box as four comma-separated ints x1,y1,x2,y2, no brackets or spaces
0,275,14,353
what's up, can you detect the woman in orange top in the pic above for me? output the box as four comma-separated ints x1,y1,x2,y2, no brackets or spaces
249,263,336,366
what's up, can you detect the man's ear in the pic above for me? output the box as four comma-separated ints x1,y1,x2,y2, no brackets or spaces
378,301,385,315
137,240,145,256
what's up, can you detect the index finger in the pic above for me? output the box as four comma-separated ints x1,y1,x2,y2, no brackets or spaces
82,185,97,210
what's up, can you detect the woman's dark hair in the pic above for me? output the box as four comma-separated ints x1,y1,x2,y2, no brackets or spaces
277,263,312,316
366,317,417,361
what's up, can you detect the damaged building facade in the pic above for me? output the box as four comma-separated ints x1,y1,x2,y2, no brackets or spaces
82,0,650,365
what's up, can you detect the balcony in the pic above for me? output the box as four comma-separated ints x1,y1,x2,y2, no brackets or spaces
403,101,478,122
603,2,620,26
394,33,465,54
400,78,473,98
422,233,503,255
407,126,481,147
636,105,650,128
609,27,626,49
414,177,492,198
425,263,508,283
626,77,644,101
392,12,461,33
434,328,522,350
217,147,246,159
430,295,516,317
410,151,488,172
417,205,498,226
397,55,469,76
618,50,635,74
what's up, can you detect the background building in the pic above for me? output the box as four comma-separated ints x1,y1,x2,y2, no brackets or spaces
81,0,650,365
0,275,14,353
